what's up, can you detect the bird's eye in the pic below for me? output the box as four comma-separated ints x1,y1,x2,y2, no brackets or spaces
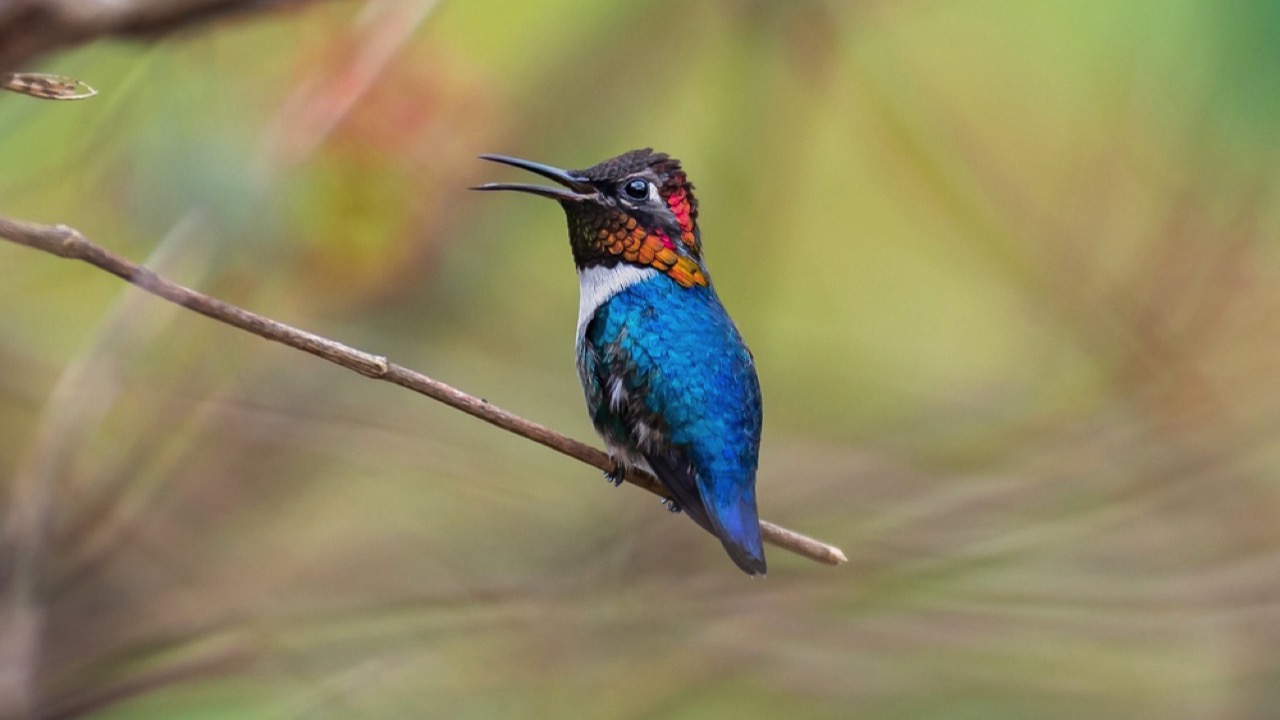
621,178,650,201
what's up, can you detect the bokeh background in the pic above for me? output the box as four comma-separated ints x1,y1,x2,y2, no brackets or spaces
3,0,1280,717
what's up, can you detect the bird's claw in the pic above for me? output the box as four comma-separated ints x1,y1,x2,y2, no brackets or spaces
603,461,626,487
661,497,682,514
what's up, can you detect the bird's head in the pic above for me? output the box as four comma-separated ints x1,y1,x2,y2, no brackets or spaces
475,148,708,288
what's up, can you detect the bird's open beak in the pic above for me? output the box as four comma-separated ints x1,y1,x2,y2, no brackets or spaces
472,154,598,202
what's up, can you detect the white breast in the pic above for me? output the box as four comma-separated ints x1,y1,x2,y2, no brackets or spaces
576,264,659,343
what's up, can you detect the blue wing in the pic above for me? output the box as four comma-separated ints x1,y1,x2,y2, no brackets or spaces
578,275,766,575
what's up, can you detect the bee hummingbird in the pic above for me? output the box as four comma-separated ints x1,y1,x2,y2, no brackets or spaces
475,148,766,575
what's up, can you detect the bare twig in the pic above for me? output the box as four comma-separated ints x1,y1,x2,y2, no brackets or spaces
0,0,332,70
0,72,96,99
0,215,849,567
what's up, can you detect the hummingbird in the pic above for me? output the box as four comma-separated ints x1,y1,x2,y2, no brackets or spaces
475,149,766,575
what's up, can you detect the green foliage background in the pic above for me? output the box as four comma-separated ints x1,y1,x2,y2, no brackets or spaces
3,1,1280,717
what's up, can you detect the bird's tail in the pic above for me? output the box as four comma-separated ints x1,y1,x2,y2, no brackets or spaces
643,450,767,576
699,480,767,576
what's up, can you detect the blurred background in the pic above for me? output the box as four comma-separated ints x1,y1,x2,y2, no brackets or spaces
3,0,1280,717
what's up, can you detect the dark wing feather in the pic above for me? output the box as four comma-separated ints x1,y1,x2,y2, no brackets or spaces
641,447,715,536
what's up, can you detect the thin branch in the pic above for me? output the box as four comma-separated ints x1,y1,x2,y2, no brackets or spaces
0,0,332,70
0,215,849,567
1,72,96,99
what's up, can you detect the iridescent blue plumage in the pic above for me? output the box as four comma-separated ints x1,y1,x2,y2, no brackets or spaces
579,273,765,575
476,148,767,575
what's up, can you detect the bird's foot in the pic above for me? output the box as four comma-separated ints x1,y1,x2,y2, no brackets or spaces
603,460,626,487
661,497,682,514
